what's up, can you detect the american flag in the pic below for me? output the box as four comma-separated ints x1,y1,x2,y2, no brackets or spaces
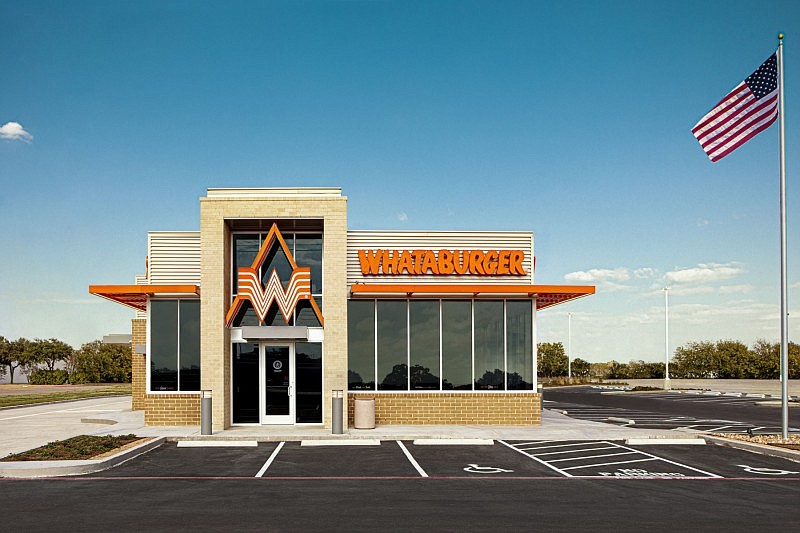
692,53,778,162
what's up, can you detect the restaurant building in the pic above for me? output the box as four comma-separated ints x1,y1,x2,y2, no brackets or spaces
90,188,593,430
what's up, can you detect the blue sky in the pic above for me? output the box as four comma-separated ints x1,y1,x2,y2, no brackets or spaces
2,0,799,363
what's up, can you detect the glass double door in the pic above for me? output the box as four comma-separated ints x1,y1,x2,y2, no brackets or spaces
261,344,295,424
232,341,322,425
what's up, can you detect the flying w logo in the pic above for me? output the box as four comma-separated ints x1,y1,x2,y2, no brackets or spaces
225,224,324,328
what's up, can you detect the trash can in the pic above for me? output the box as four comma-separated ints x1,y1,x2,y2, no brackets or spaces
353,397,375,429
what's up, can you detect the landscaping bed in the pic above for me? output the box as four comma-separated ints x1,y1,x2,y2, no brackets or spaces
1,434,145,462
719,433,800,451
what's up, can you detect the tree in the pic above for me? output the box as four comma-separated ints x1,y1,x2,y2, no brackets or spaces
25,338,74,372
715,340,752,378
70,340,132,383
672,341,716,378
571,358,591,378
605,360,629,379
0,338,33,384
0,336,8,379
537,342,567,378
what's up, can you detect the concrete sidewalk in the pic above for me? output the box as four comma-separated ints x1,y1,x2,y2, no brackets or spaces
1,395,687,459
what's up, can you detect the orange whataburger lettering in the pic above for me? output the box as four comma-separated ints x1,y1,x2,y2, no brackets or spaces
357,249,527,276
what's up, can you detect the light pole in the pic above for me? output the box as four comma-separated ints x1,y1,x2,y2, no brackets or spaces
567,313,572,382
663,287,670,390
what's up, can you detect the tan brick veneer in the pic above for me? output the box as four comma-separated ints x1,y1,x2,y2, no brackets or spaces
347,393,541,425
200,193,348,430
143,394,201,425
131,318,146,411
132,318,201,425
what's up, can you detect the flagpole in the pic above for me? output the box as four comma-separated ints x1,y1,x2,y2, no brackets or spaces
777,33,788,441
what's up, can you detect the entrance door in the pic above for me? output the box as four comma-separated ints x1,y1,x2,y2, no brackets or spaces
261,344,295,424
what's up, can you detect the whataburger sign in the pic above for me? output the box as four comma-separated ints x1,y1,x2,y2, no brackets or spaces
225,224,324,328
358,249,527,276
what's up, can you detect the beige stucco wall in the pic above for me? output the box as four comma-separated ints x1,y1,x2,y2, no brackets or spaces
200,192,348,430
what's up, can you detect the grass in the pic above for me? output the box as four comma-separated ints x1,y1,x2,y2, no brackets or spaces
1,434,144,461
0,383,132,408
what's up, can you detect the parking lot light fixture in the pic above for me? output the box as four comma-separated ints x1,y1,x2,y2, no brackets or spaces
663,287,670,391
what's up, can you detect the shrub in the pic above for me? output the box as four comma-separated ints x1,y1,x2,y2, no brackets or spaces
27,369,69,385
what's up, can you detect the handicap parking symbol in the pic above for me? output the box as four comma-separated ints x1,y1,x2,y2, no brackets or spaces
463,464,514,474
737,464,799,476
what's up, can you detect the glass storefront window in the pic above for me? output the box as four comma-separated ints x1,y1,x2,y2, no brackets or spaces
441,300,472,390
294,234,323,293
232,343,259,423
507,301,533,390
261,234,294,289
150,299,201,392
347,300,375,390
295,342,322,423
377,300,407,390
233,234,260,290
179,300,201,391
150,300,178,391
410,300,440,389
347,298,535,392
474,300,505,390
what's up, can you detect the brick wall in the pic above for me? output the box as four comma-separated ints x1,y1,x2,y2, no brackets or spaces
200,192,348,430
347,393,541,426
143,393,201,426
132,318,201,425
131,318,146,411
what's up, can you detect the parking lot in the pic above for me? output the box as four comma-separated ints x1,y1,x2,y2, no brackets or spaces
84,438,800,480
544,386,800,435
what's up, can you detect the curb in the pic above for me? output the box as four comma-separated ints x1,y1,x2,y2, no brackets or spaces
703,435,800,462
0,437,164,478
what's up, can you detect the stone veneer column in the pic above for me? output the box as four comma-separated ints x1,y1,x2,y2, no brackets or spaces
200,193,348,430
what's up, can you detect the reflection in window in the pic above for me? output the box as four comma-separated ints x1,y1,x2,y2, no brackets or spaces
377,300,407,390
474,301,505,390
441,301,472,390
346,298,535,392
296,342,322,423
507,301,533,390
410,301,440,389
150,299,201,392
151,300,178,391
179,300,201,391
347,300,375,390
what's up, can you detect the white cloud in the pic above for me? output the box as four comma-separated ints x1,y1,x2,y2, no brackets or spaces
634,267,658,279
0,121,33,143
564,267,631,283
397,212,408,222
664,262,745,285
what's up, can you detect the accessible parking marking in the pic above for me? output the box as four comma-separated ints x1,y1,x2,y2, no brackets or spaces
502,440,722,478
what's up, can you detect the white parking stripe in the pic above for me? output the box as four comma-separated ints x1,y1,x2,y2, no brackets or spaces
254,441,284,478
548,451,638,463
561,457,658,471
533,446,618,456
519,442,607,451
497,440,572,477
606,442,722,478
397,441,428,477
